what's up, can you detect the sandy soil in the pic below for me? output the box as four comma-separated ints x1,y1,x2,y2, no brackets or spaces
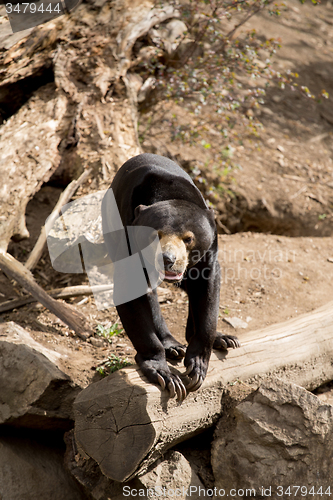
0,0,333,390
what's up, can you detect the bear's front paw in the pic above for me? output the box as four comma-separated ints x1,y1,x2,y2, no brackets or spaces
138,358,187,401
183,356,209,392
213,332,240,350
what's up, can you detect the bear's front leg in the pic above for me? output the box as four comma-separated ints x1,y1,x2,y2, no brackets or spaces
148,288,187,360
183,252,239,392
116,293,187,401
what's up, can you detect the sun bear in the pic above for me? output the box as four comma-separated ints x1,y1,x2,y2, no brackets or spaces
102,153,239,400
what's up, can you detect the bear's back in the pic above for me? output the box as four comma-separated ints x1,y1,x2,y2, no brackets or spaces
112,153,194,190
107,154,207,225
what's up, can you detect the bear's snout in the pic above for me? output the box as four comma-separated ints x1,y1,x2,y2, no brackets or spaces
163,252,177,271
158,233,188,281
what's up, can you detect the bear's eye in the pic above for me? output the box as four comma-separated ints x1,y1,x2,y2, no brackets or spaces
183,236,193,245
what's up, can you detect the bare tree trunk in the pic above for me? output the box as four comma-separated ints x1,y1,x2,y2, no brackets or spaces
0,0,178,252
0,0,178,329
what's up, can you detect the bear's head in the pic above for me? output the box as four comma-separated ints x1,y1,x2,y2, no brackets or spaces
133,200,216,282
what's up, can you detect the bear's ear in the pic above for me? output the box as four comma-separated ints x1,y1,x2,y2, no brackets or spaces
207,207,216,218
134,204,149,219
206,207,217,227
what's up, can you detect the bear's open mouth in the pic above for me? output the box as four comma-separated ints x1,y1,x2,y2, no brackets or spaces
162,270,184,281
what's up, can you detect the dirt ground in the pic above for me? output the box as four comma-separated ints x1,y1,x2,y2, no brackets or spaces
0,0,333,390
140,0,333,237
1,227,332,389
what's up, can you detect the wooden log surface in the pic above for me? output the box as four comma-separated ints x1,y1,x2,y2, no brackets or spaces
0,284,111,314
0,252,93,339
0,284,172,313
74,300,333,482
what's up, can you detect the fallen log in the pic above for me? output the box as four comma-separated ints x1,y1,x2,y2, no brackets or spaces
0,252,93,340
0,284,108,313
73,300,333,482
0,284,172,313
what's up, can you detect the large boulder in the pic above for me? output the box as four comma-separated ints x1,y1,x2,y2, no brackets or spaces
212,379,333,496
0,430,86,500
0,322,79,429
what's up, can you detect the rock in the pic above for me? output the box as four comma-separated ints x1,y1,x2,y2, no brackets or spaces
212,379,333,494
223,316,248,329
46,190,106,274
65,431,205,500
90,337,105,348
315,383,333,406
0,430,86,500
316,390,333,406
0,322,79,429
137,450,205,500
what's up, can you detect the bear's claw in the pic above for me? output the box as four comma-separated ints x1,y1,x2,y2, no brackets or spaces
166,378,187,401
213,333,241,350
178,381,187,401
184,360,194,376
177,347,187,357
164,342,186,360
186,371,200,390
154,367,187,401
184,352,209,392
157,373,166,390
167,380,176,398
169,348,180,358
188,375,203,392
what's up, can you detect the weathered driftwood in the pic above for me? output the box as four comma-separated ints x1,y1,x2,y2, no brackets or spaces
0,252,93,339
74,300,333,482
116,4,178,76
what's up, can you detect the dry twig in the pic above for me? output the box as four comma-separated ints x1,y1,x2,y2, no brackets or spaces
0,252,93,339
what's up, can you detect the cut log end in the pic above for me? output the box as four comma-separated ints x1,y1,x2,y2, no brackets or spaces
73,300,333,482
74,371,158,481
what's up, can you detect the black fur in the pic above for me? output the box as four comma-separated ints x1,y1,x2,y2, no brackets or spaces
102,153,239,399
